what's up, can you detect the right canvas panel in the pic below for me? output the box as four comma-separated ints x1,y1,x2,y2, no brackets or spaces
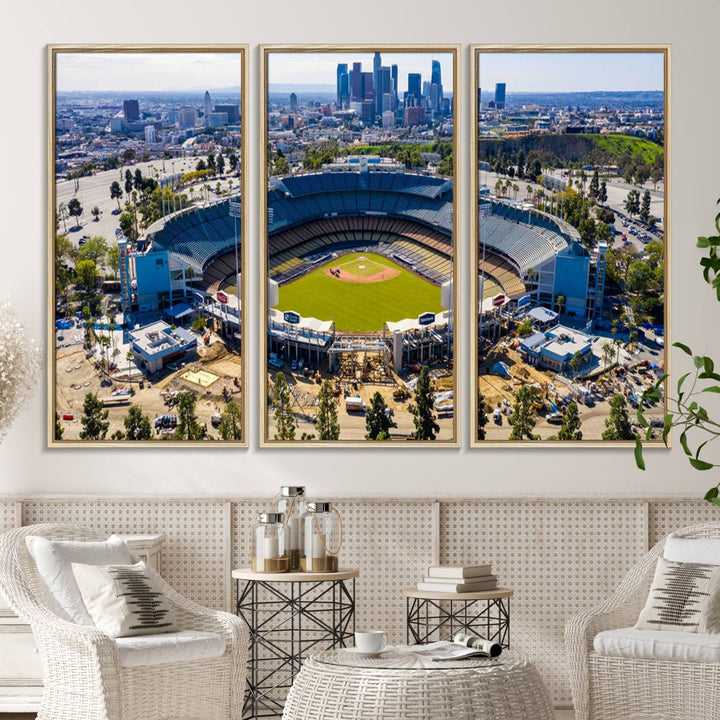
471,47,669,446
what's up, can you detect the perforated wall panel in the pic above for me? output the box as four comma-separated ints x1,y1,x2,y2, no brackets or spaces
440,500,646,703
22,500,228,611
0,502,17,532
649,500,720,545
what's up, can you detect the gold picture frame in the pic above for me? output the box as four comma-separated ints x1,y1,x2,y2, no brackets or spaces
260,45,460,447
48,45,249,447
469,45,671,447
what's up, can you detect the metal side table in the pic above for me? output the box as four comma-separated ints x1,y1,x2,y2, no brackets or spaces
404,587,513,647
234,568,359,719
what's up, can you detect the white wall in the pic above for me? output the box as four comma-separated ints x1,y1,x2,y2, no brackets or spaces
1,0,719,498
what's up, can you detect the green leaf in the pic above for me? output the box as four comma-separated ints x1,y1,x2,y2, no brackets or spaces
634,439,646,471
677,372,691,392
680,431,691,456
694,356,705,369
705,357,715,375
705,486,719,501
662,414,673,445
698,236,711,248
698,372,720,382
673,342,693,356
689,458,715,471
708,496,720,508
702,386,720,394
645,427,653,441
637,407,648,427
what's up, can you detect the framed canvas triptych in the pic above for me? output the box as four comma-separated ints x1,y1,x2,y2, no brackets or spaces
47,44,669,449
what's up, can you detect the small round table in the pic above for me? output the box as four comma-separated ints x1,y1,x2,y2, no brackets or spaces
404,587,514,648
282,646,554,720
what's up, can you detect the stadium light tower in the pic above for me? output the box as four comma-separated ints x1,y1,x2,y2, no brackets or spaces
229,199,242,332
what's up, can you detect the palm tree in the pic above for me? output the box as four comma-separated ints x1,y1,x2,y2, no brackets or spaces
569,353,581,380
602,341,616,369
99,335,111,373
126,349,135,379
526,184,532,202
512,183,519,200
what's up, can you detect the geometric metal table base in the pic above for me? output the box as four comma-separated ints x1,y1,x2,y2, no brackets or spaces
405,591,511,648
234,570,357,719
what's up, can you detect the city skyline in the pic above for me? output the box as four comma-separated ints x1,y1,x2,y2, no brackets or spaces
268,52,454,94
56,52,243,92
478,52,664,93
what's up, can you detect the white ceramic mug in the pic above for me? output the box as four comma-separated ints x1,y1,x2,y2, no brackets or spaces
354,630,387,654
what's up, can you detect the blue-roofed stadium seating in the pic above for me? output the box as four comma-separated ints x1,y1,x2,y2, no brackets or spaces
268,169,453,237
478,200,569,274
147,199,241,275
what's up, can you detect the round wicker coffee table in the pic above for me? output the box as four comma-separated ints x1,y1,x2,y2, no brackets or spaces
282,647,554,720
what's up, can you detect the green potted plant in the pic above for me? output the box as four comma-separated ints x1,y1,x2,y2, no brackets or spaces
635,199,720,506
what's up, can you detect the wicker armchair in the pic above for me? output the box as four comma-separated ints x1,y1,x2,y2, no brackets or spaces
0,524,248,720
565,521,720,720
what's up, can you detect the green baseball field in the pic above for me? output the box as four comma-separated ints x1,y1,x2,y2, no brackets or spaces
274,252,443,333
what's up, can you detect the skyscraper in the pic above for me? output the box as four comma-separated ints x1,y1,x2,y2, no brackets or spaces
377,66,392,115
373,53,382,115
431,60,442,87
407,73,422,105
495,83,506,109
123,99,140,125
430,60,443,113
336,63,348,108
351,62,362,101
289,93,298,113
203,91,212,123
391,64,399,108
361,72,374,101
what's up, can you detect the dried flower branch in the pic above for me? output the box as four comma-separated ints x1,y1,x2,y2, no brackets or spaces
0,300,41,443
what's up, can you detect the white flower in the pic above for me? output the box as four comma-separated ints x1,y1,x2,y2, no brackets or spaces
0,300,42,443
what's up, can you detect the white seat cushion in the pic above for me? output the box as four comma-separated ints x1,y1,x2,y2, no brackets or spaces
664,532,720,565
595,627,720,663
115,630,226,668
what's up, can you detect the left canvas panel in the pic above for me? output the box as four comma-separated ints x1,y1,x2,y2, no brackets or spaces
49,46,248,446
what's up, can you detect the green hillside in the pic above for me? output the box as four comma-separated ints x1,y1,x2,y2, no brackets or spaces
583,134,663,164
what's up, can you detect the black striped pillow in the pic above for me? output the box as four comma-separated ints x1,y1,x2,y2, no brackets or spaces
71,561,178,638
636,557,720,633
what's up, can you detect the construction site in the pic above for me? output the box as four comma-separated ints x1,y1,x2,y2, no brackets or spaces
266,347,455,441
478,337,665,441
55,329,243,442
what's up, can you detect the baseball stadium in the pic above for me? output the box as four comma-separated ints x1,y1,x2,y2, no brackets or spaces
265,159,455,377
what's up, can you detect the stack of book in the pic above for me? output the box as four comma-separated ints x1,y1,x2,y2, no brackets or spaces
416,564,498,593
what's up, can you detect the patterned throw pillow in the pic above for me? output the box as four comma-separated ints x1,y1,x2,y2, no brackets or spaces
636,557,720,633
71,561,178,638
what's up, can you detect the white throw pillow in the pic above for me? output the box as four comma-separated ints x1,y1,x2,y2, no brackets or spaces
25,534,133,624
664,532,720,565
635,557,720,633
72,561,178,638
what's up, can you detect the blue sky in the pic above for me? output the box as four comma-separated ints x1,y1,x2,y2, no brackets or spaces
56,52,243,92
268,52,454,92
478,52,664,93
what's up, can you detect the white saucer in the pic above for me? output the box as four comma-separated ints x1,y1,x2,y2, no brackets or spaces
343,647,390,658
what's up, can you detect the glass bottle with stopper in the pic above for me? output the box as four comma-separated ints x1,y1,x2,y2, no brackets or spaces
301,501,343,573
276,486,306,571
251,512,290,573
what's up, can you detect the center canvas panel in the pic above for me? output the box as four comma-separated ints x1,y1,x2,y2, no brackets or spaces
261,46,458,446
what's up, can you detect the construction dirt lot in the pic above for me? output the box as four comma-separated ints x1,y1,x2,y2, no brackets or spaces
266,354,455,442
478,342,662,441
55,336,243,442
